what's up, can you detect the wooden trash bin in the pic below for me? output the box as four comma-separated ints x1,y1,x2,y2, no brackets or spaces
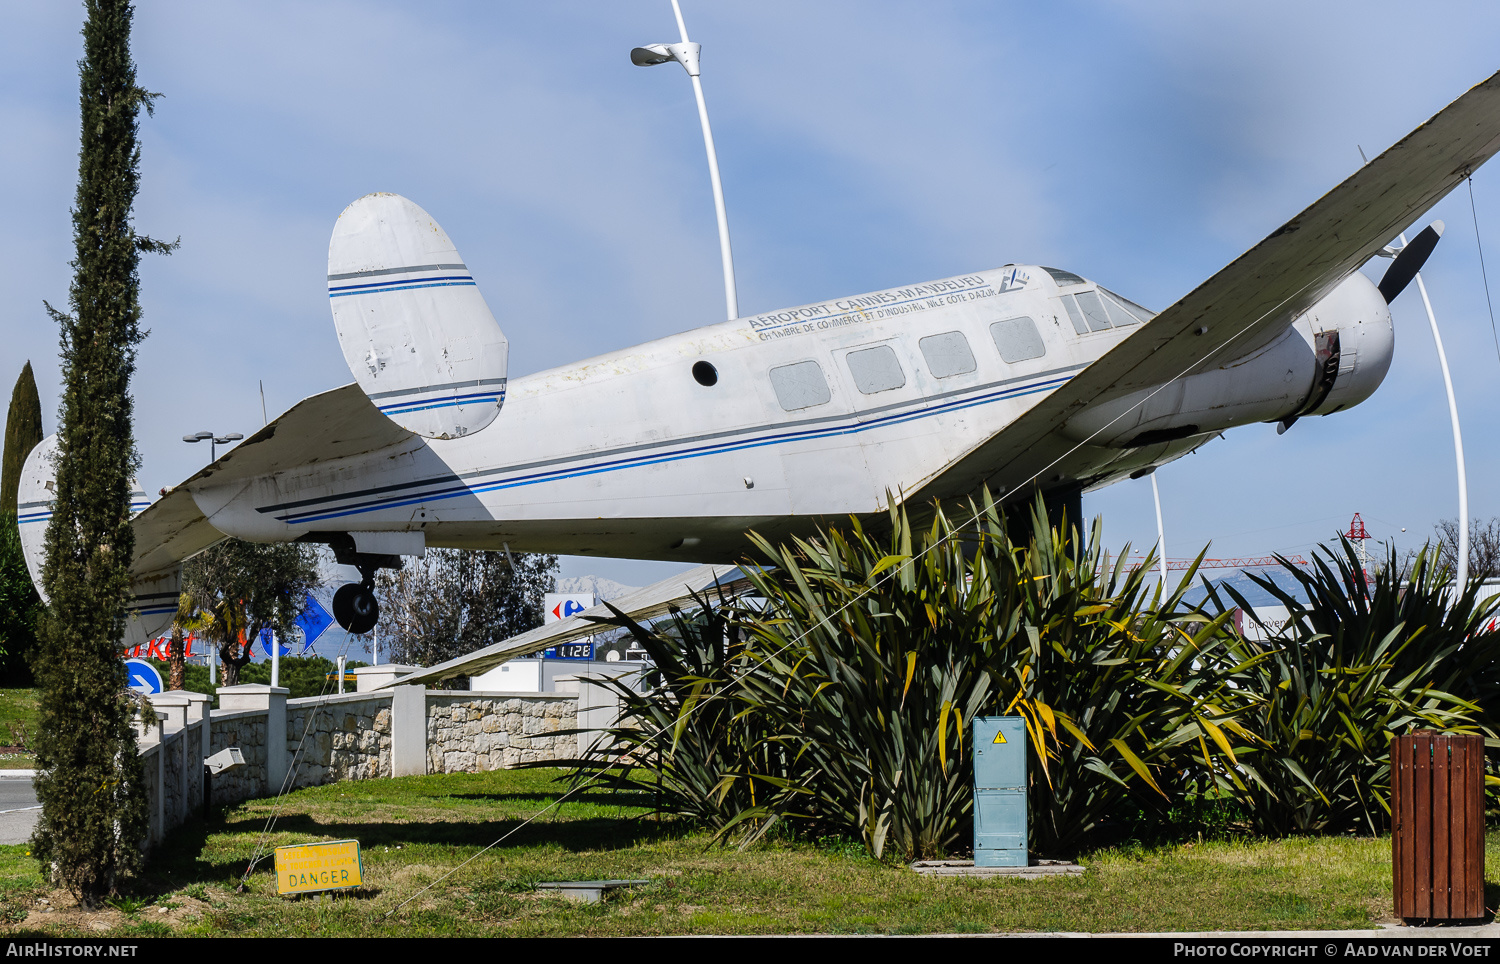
1391,731,1485,921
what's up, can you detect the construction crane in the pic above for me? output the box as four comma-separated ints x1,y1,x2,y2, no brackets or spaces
1343,512,1373,576
1121,554,1310,573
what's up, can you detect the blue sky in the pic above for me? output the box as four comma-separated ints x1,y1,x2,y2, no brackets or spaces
4,1,1500,595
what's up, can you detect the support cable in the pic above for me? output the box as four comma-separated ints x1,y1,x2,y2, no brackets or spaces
1467,176,1500,368
237,630,361,891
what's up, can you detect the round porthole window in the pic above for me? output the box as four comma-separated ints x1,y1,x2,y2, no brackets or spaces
692,361,718,386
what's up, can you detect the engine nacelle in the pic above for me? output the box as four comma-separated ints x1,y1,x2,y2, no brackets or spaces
1062,272,1394,447
1297,272,1395,416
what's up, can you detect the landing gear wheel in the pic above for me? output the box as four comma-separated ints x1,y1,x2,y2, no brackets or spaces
333,583,380,635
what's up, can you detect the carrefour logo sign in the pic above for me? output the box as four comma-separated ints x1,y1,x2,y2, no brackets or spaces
544,593,593,624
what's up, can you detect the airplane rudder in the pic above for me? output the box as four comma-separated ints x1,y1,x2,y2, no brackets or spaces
328,193,509,440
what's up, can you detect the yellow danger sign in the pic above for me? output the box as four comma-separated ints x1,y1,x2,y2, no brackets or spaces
275,839,363,896
993,730,1007,744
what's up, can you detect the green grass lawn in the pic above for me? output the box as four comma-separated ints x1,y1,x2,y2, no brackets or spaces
0,689,37,750
0,767,1490,937
0,689,39,769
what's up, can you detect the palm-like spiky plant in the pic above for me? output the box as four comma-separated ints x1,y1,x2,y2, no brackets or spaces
564,495,1257,860
555,590,799,838
1004,505,1257,852
1206,540,1498,835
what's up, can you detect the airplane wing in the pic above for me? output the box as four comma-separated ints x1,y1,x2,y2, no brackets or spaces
131,382,414,576
910,69,1500,504
384,563,751,688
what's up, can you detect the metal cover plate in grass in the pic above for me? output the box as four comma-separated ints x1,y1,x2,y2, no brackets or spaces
910,860,1084,878
536,880,652,903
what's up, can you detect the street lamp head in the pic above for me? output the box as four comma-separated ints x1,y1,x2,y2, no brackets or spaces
630,41,701,77
630,43,674,66
218,433,245,443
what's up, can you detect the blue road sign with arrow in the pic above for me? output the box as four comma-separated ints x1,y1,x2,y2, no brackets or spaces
259,628,291,658
125,658,163,695
296,592,335,650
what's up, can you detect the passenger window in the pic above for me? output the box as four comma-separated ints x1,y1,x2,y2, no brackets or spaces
918,331,977,378
846,345,906,394
989,317,1046,363
769,360,832,411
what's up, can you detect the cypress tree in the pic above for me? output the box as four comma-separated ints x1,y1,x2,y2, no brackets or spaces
0,362,44,684
1,362,43,518
31,0,172,905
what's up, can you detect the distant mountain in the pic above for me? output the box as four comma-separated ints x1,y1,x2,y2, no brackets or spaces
1180,567,1311,610
553,575,640,603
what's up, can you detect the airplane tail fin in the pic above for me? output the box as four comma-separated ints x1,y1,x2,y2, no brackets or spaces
328,193,509,440
18,434,179,647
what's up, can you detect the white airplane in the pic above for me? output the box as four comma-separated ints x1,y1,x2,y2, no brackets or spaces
16,70,1500,640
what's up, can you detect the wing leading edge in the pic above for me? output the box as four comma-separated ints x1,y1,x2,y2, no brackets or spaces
130,382,415,579
384,564,751,687
912,69,1500,506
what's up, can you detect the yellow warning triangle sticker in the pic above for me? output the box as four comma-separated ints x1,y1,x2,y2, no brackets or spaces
993,731,1007,744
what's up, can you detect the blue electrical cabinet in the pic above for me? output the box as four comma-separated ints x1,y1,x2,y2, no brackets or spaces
973,716,1027,867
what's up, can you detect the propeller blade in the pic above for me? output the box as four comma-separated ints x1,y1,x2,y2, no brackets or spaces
1378,220,1444,303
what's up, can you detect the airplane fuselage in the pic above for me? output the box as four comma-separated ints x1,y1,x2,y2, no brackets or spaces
191,263,1392,563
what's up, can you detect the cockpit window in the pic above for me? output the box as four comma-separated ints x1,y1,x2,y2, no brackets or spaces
1062,296,1090,334
1061,286,1158,335
1099,287,1156,325
1041,266,1087,287
1074,290,1113,332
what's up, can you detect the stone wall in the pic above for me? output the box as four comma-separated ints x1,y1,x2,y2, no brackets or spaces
140,741,160,844
160,724,190,827
285,694,392,789
141,723,203,847
143,684,586,847
178,721,205,816
208,709,270,803
426,692,577,772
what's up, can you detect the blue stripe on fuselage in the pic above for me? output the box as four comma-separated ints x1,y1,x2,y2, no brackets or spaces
377,389,506,415
268,368,1074,525
327,273,473,293
328,277,476,298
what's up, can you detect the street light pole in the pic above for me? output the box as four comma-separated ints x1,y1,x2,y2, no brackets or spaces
1414,255,1469,592
182,429,244,689
1389,228,1469,591
1150,470,1169,590
182,430,243,463
632,0,739,320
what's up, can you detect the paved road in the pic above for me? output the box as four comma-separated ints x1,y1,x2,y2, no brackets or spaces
0,773,39,846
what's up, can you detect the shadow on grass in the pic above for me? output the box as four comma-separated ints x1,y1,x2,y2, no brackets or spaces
442,791,654,808
137,803,685,897
1482,881,1500,923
